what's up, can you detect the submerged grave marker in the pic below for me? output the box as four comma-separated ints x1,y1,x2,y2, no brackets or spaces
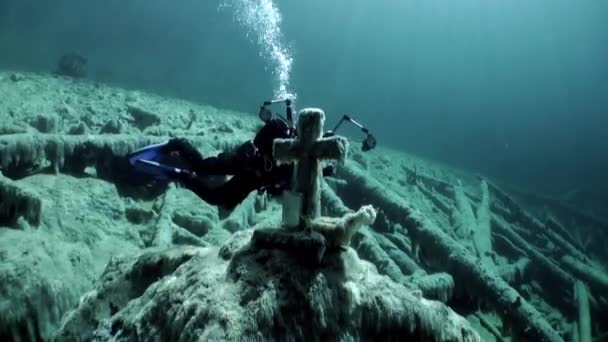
250,108,357,263
273,108,348,227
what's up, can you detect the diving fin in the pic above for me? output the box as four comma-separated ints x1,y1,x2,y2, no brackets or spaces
132,159,191,180
127,141,193,180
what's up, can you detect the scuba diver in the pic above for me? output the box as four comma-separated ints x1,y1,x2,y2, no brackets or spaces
128,99,376,211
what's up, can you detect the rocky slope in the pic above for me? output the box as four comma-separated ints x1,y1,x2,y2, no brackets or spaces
1,71,607,341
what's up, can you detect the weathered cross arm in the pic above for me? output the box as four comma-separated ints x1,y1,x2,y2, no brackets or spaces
273,136,348,165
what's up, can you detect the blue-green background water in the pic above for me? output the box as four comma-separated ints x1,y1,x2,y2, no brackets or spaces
1,0,607,201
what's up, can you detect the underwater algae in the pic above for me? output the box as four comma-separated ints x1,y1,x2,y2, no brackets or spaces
0,71,607,341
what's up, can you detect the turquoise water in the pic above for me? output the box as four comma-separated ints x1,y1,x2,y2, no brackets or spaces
1,0,607,199
1,1,607,341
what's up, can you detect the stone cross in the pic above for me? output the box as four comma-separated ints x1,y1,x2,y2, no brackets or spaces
273,108,348,228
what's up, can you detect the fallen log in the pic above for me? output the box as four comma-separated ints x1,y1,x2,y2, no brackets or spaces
374,231,423,276
542,220,590,264
400,164,455,199
487,182,606,263
562,256,608,293
475,313,507,342
409,272,455,303
491,218,576,289
417,184,452,216
575,281,592,342
544,216,579,250
0,134,217,178
336,162,564,342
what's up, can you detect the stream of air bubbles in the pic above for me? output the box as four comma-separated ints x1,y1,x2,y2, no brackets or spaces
220,0,296,101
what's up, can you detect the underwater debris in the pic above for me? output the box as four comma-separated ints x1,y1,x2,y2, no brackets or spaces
55,52,87,78
335,163,563,342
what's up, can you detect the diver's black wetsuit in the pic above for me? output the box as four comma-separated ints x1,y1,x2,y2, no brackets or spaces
164,118,296,210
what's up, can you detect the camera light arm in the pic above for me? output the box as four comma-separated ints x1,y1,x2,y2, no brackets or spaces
328,114,377,152
259,100,377,152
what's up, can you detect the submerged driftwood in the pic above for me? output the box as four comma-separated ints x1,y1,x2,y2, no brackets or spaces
0,134,216,176
1,122,605,340
335,163,563,342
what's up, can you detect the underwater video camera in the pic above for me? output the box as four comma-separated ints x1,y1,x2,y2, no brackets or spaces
258,98,377,152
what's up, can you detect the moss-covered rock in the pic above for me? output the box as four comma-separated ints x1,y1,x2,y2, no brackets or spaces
55,242,480,342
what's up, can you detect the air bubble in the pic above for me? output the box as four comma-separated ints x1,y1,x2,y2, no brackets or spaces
221,0,296,101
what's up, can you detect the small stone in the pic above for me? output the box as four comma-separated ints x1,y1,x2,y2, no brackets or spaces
99,119,123,134
67,122,90,135
9,73,24,82
30,113,61,133
222,217,244,233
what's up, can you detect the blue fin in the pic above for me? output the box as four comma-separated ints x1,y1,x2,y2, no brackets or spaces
128,141,169,166
127,141,192,180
